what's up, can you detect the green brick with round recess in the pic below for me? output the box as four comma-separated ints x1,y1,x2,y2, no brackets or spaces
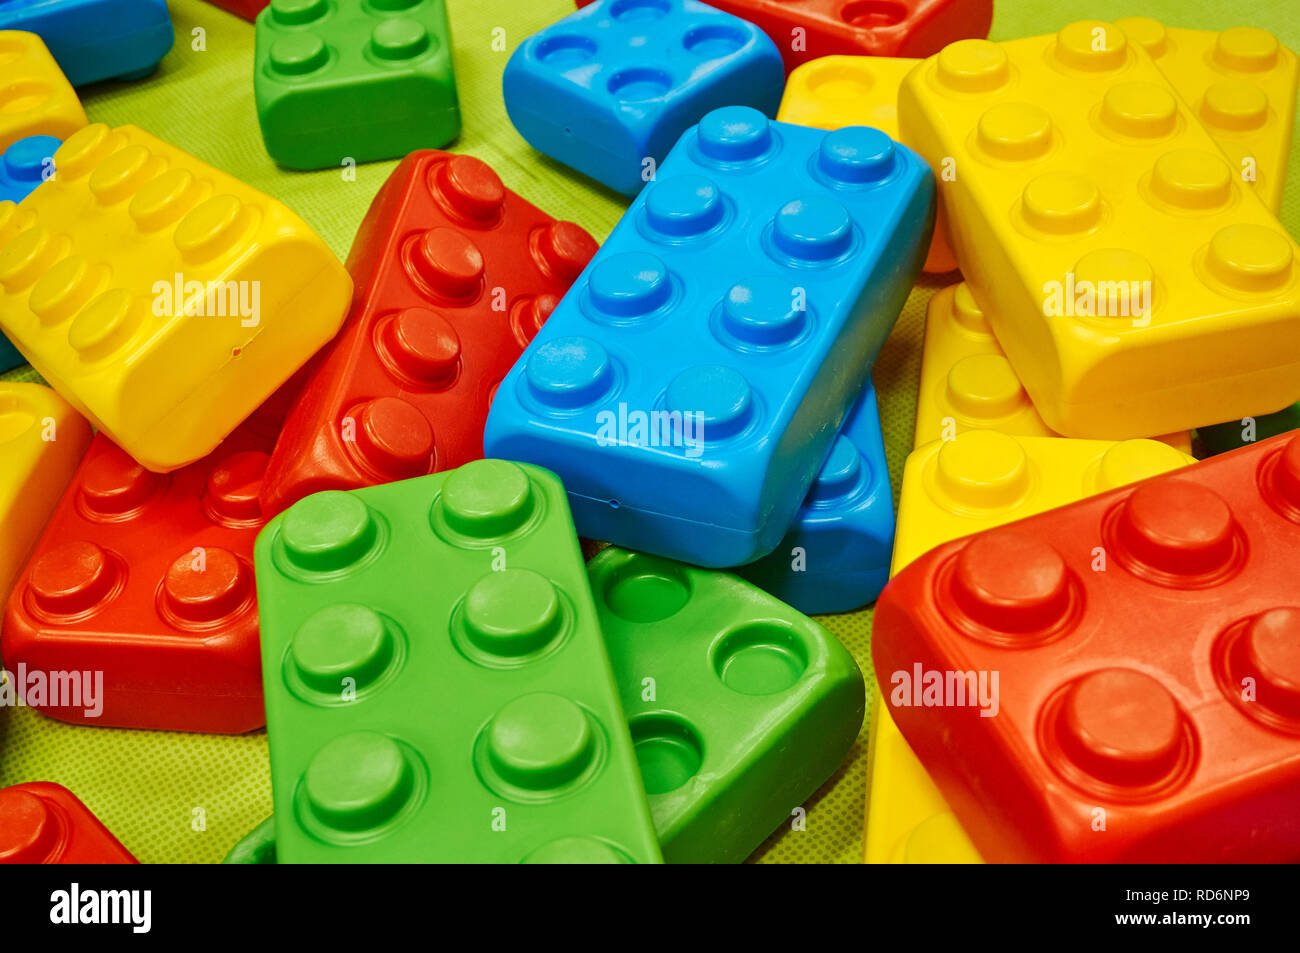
253,459,661,863
253,0,461,170
588,547,865,864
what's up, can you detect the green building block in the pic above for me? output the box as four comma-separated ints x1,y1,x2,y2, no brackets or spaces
254,459,662,863
1197,405,1300,456
254,0,460,170
589,547,865,864
222,815,277,864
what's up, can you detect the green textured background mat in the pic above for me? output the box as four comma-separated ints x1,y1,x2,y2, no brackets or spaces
1,0,1297,864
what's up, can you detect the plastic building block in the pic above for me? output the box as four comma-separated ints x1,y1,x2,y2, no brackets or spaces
899,24,1300,440
0,387,302,733
0,782,136,863
915,283,1192,454
1117,19,1298,215
0,0,173,87
255,459,662,863
0,382,91,607
591,547,863,862
874,429,1300,862
778,55,955,273
575,0,993,73
737,380,893,613
0,124,352,473
485,106,934,568
892,431,1195,572
504,0,784,196
1199,408,1300,456
259,151,598,518
253,0,459,170
0,134,57,205
223,816,277,864
203,0,269,22
0,32,87,150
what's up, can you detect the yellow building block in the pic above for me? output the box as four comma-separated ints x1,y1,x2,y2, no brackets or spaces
915,282,1192,454
779,55,957,274
0,382,92,606
1117,19,1298,215
0,32,87,151
0,124,352,472
898,22,1300,440
864,429,1196,863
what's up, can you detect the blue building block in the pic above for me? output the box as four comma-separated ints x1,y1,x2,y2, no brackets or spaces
503,0,784,196
0,0,174,87
737,380,894,613
485,106,933,568
0,135,58,203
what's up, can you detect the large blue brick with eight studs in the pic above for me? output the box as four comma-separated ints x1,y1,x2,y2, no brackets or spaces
484,106,933,568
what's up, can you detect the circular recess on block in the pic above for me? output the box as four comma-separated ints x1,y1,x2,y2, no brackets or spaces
370,19,429,61
28,540,123,619
430,155,504,224
0,81,52,116
204,450,269,526
976,103,1053,162
901,812,982,864
1107,479,1245,585
522,837,632,864
80,444,164,518
1201,80,1269,133
161,547,253,626
478,693,604,800
0,789,61,863
374,307,461,388
301,732,422,835
599,552,691,622
609,0,670,21
438,459,537,539
933,430,1031,511
1215,607,1300,732
841,0,907,27
772,195,854,263
935,39,1009,93
947,528,1075,639
289,604,398,699
664,364,754,440
696,106,774,164
270,34,329,75
524,336,616,409
1054,20,1128,72
1021,172,1102,235
804,60,872,100
534,34,597,68
343,397,435,480
1213,26,1279,72
630,713,704,794
509,292,557,347
1043,668,1196,796
644,174,725,238
1203,224,1293,294
946,353,1027,421
682,24,746,58
1091,439,1189,492
817,126,895,184
607,67,671,101
713,622,809,695
718,276,808,348
461,569,566,659
279,491,383,574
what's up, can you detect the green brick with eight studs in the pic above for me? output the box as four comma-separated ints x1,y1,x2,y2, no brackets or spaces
254,459,662,863
588,547,865,863
254,0,460,170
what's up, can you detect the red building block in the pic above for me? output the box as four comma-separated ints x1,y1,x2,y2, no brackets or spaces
0,783,137,863
0,387,301,733
258,150,598,518
201,0,268,21
873,430,1300,863
574,0,992,72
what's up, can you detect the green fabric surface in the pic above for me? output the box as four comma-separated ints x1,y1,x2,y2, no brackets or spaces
1,0,1297,864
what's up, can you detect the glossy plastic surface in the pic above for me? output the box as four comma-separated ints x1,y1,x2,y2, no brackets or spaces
0,0,173,86
485,106,933,567
255,459,662,863
0,135,59,203
0,782,136,863
0,32,86,151
505,0,784,195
